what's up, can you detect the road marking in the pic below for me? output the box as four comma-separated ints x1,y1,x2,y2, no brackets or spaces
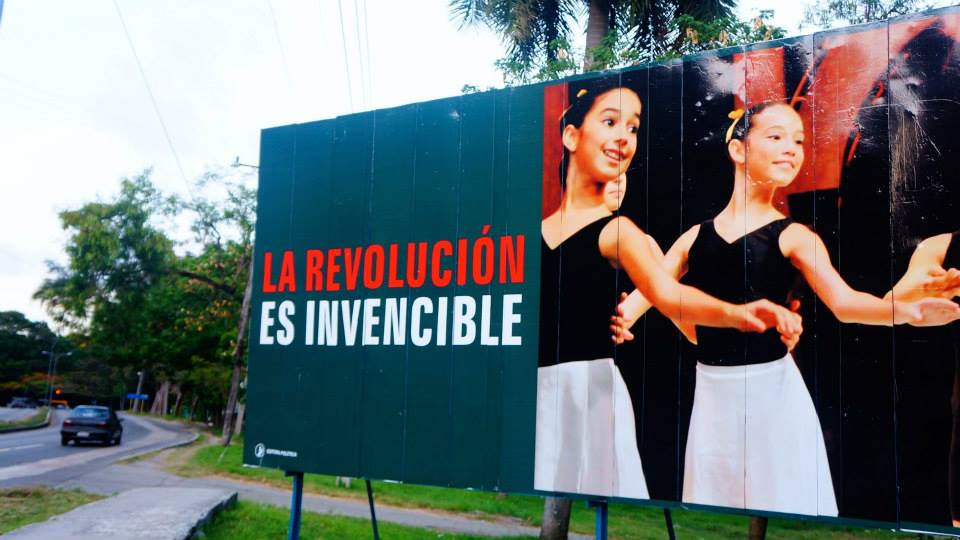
0,443,42,453
0,415,180,481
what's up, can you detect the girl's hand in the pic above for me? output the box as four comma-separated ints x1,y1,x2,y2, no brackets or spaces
742,299,803,335
900,297,960,327
921,266,960,299
780,299,803,351
610,292,636,344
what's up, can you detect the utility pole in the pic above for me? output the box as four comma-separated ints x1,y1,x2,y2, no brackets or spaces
221,156,257,446
134,369,145,413
41,335,61,405
48,351,72,403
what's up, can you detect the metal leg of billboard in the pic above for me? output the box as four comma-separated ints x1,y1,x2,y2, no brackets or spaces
663,508,676,540
587,500,608,540
365,479,380,540
285,471,303,540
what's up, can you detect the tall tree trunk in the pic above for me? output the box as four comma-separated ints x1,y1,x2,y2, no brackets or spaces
584,0,611,71
150,380,169,415
539,496,572,540
189,395,199,421
234,402,245,435
221,250,254,446
172,388,183,418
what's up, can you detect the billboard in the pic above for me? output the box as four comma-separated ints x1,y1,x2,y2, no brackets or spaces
245,6,960,533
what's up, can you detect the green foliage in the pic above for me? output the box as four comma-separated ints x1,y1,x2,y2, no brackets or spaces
802,0,935,29
0,311,54,384
457,1,788,85
200,500,530,540
0,373,48,397
32,168,255,423
0,407,48,430
489,12,785,85
494,36,580,85
672,13,786,56
454,0,765,85
185,441,914,539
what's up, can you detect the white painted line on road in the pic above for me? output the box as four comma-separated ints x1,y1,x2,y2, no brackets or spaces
0,443,42,453
0,415,180,482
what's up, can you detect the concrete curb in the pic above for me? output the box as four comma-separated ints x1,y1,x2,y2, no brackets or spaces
4,487,238,540
115,420,200,463
0,408,51,435
187,489,237,539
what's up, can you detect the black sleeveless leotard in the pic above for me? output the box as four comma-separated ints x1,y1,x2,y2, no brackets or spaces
539,215,630,367
682,218,798,366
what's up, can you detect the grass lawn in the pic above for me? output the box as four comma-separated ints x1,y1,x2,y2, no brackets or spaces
199,500,531,540
177,440,919,540
0,407,48,430
0,487,103,534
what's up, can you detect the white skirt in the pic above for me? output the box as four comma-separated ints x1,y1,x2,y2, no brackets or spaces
534,358,649,499
682,354,838,516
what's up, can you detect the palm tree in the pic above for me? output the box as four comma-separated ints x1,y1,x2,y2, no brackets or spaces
451,0,736,73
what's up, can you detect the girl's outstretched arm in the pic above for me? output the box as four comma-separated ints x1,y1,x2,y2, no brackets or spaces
599,216,800,334
781,223,960,326
885,233,960,302
610,225,699,343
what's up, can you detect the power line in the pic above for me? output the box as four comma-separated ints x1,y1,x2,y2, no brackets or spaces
111,0,191,193
352,0,368,108
336,0,355,112
265,0,297,113
361,0,374,107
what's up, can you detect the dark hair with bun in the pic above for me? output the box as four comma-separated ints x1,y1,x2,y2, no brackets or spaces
559,77,640,188
727,100,795,143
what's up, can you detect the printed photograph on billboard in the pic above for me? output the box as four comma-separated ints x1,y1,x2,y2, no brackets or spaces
246,6,960,534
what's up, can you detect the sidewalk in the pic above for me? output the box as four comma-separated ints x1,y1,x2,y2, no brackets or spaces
57,455,592,539
4,487,236,540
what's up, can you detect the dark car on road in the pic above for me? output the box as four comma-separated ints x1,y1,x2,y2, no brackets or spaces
8,397,37,408
60,405,122,446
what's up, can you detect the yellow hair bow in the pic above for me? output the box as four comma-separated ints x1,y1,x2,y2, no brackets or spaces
559,89,590,122
725,108,745,143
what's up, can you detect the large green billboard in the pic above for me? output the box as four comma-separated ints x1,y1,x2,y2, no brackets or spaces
247,6,960,534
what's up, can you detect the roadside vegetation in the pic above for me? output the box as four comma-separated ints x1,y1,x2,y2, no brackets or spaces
0,487,103,534
198,499,530,540
173,439,912,540
0,407,48,431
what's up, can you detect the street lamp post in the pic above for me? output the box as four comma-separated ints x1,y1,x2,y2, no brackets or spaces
40,348,73,405
231,156,259,170
49,351,72,403
134,369,145,413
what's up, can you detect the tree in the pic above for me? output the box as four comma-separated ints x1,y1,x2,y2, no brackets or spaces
180,170,256,445
34,169,255,436
452,0,742,84
802,0,934,29
0,311,54,384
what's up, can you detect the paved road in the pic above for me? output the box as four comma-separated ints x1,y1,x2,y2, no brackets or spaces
0,411,194,488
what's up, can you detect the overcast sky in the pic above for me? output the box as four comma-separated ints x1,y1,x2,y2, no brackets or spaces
0,0,811,327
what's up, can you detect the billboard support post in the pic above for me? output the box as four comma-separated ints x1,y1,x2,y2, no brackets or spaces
588,500,608,539
285,471,304,540
663,508,676,540
365,479,380,540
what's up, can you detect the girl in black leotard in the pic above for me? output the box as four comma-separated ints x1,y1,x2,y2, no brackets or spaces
611,102,960,515
535,81,805,498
